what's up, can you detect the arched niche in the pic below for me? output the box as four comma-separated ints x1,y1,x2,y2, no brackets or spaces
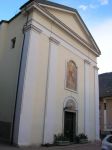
64,96,78,112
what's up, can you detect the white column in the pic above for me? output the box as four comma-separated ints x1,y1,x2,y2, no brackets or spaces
43,37,60,144
84,60,90,138
13,24,42,146
94,66,100,140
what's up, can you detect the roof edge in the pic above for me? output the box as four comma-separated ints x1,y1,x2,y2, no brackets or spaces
75,11,101,55
0,20,8,25
0,12,21,26
20,0,76,13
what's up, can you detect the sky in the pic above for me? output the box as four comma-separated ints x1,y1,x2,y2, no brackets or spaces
0,0,112,74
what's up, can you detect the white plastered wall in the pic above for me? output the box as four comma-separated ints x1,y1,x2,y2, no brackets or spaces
14,6,99,146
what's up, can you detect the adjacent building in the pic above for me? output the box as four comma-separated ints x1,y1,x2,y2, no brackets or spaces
99,72,112,134
0,0,101,146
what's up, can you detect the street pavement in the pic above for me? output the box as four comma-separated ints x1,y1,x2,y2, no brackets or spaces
0,143,101,150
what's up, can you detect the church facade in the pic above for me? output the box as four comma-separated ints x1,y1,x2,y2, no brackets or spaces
0,0,101,146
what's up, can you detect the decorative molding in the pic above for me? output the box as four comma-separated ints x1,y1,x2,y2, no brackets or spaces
49,37,60,45
27,18,97,66
40,4,75,14
93,66,99,70
104,97,112,101
23,24,42,33
64,96,78,110
84,59,91,64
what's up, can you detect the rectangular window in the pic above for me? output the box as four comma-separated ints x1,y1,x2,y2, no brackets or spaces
11,37,16,49
104,103,107,110
99,104,101,110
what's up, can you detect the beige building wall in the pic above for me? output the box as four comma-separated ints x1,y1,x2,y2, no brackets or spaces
0,14,26,122
0,22,8,56
100,97,112,132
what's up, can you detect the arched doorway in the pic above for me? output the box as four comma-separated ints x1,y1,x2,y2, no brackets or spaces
63,98,78,142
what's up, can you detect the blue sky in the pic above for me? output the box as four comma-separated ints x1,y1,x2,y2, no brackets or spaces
0,0,112,74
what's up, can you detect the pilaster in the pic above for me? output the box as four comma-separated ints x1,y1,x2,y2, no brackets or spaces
94,66,100,140
43,37,60,144
13,24,42,145
84,60,91,138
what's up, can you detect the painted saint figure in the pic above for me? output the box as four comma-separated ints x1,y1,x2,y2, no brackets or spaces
66,60,77,91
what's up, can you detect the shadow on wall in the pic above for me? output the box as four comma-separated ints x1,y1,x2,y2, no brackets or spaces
0,121,11,141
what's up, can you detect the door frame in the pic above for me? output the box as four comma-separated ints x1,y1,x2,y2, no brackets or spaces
63,109,78,137
62,97,78,136
64,110,77,141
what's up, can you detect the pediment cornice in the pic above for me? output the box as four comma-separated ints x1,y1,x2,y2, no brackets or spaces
21,1,101,56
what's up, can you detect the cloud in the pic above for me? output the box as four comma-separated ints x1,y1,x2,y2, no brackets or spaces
99,0,109,5
79,5,88,11
89,4,98,9
79,4,98,11
79,0,109,11
90,19,112,73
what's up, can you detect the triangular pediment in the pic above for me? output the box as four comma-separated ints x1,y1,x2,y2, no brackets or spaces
45,8,90,43
39,3,100,55
21,0,101,56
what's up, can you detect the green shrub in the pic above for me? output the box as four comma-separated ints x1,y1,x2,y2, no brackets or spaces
54,133,69,143
78,133,88,139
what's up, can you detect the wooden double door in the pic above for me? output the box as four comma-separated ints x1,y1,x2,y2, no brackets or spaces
64,111,76,142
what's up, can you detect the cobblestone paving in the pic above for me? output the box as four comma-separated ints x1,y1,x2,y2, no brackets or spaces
0,143,101,150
